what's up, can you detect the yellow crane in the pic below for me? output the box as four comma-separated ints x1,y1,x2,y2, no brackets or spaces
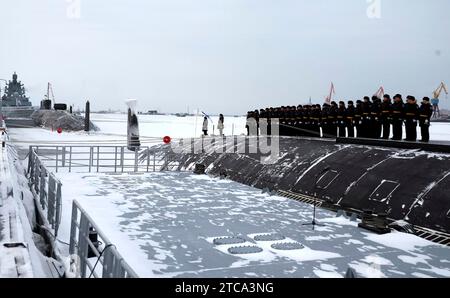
431,82,448,118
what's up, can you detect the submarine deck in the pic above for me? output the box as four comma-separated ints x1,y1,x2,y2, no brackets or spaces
58,171,450,278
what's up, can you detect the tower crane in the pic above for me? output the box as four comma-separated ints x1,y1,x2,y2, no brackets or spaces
431,82,448,118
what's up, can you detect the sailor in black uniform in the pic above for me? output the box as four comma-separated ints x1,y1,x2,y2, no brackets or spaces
371,96,382,139
295,105,303,137
337,101,347,137
310,104,321,137
321,103,330,138
354,100,363,138
404,96,419,141
279,106,287,136
380,94,392,139
266,108,272,136
346,101,355,138
304,105,312,137
419,97,433,142
361,97,372,138
391,94,404,141
328,101,338,138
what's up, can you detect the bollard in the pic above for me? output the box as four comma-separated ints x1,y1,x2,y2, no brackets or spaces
84,100,90,132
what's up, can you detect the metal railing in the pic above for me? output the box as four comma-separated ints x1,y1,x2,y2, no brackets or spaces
69,200,138,278
26,144,185,278
28,147,62,236
28,145,178,173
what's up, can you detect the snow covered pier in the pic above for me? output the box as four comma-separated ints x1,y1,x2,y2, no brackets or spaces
0,144,37,277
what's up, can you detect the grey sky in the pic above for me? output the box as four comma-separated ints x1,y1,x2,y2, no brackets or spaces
1,0,449,114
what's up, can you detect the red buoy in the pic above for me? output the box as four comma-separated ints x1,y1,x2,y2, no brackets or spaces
163,136,171,144
57,127,63,134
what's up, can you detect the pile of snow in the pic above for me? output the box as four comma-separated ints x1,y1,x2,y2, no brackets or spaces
32,110,99,132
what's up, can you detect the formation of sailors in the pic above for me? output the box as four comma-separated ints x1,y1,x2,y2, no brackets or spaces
246,94,434,142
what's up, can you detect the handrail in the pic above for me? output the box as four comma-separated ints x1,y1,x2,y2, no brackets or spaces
69,200,138,278
28,145,177,173
28,147,62,236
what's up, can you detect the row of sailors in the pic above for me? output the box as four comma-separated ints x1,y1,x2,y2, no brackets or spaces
246,94,434,142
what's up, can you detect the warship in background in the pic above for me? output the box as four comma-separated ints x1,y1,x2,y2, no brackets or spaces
0,72,37,127
0,73,91,130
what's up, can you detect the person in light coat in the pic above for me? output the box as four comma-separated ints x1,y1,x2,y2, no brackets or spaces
217,114,224,136
202,116,208,136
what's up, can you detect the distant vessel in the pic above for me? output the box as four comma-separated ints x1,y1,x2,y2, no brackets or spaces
1,72,37,127
174,106,195,117
138,110,163,115
1,72,33,107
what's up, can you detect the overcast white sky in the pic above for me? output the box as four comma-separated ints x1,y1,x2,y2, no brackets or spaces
1,0,449,114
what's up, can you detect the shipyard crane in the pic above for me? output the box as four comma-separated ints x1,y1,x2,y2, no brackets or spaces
431,82,448,118
45,82,56,105
373,86,385,99
325,82,335,104
40,82,56,110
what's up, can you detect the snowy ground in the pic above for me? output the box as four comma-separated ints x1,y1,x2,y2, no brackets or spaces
55,171,450,278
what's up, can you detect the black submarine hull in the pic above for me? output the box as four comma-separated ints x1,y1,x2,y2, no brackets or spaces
155,136,450,235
